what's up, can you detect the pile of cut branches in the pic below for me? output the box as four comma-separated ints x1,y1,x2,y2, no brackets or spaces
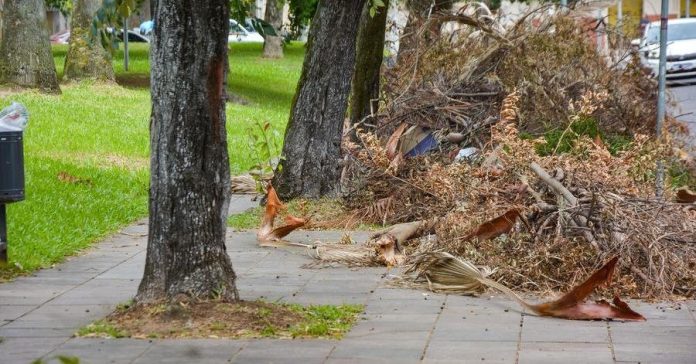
329,7,695,300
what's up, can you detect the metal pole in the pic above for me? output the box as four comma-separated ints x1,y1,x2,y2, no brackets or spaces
0,204,7,263
687,0,691,18
124,17,130,71
617,0,623,28
655,0,669,197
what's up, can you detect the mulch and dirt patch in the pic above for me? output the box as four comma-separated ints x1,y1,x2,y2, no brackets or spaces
77,300,363,340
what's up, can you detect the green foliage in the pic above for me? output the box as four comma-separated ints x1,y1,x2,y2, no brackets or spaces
290,304,363,338
32,356,81,364
45,0,72,16
669,161,696,190
369,0,386,17
77,320,129,338
91,0,146,53
230,0,255,23
288,0,318,38
535,117,600,156
606,134,633,156
248,120,283,182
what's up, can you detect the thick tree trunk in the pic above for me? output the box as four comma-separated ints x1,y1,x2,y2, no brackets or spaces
136,0,237,303
349,0,390,126
272,0,367,200
0,0,60,93
64,0,115,81
263,0,284,58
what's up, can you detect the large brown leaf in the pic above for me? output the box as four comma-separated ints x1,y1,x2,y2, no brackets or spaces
386,123,408,160
676,186,696,204
256,185,307,244
529,257,645,321
463,209,520,242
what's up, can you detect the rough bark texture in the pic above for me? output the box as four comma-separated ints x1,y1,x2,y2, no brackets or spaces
272,0,367,200
263,0,284,58
349,0,390,126
0,0,60,92
64,0,115,81
136,0,237,303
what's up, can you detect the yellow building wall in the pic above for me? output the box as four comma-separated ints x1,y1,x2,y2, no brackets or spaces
681,0,696,16
608,0,643,36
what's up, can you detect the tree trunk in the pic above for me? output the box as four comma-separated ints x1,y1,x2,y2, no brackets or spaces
263,0,284,58
0,0,60,93
136,0,237,303
349,0,390,126
272,0,367,200
64,0,115,81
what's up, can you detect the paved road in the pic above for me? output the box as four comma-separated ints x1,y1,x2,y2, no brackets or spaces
670,83,696,140
1,196,695,364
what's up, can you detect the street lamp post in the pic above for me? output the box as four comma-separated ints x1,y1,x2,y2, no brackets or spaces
655,0,669,197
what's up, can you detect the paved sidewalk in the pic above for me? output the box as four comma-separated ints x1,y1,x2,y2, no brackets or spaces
1,195,695,364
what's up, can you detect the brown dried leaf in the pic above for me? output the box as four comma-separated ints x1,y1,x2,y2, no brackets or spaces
530,257,645,321
463,209,520,242
257,185,306,244
386,123,408,160
676,186,696,204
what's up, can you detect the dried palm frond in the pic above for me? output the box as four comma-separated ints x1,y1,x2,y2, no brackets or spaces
256,185,307,246
402,253,645,321
402,251,495,295
305,235,404,268
231,174,258,194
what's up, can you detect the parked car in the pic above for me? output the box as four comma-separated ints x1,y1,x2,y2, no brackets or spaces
49,30,70,44
116,30,150,43
229,19,264,43
637,18,696,82
139,20,154,36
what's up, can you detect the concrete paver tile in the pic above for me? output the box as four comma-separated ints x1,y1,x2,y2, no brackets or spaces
518,342,613,364
232,339,334,364
133,339,246,364
431,321,521,342
47,338,153,364
612,342,696,363
0,336,68,364
423,340,518,362
329,338,425,361
6,304,113,329
609,325,696,345
521,316,609,343
0,305,35,321
0,327,76,338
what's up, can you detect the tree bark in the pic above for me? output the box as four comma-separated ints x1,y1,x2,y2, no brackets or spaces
64,0,115,81
349,0,390,126
263,0,284,58
272,0,367,200
0,0,60,93
136,0,238,303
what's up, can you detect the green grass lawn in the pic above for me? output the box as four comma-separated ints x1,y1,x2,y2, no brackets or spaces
0,42,304,278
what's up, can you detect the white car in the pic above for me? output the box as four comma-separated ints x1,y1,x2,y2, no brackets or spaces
228,19,264,43
638,18,696,82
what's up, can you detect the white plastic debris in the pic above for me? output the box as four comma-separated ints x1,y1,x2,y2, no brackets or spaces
0,102,29,132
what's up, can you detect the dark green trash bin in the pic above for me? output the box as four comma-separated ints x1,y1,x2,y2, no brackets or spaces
0,131,24,203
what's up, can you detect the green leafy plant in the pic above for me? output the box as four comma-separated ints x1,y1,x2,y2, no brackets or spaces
369,0,386,17
32,356,81,364
77,320,129,338
247,120,283,184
